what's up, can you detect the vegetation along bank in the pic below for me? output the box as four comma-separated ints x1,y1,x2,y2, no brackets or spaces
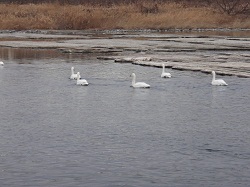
0,0,249,30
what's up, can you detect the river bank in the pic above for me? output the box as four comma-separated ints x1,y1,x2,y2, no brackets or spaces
0,30,250,78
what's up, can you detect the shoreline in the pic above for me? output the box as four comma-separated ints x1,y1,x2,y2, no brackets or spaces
0,29,250,78
1,28,250,34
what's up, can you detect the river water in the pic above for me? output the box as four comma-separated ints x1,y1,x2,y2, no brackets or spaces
0,48,250,187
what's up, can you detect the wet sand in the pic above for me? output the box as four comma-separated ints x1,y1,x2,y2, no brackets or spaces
0,30,250,77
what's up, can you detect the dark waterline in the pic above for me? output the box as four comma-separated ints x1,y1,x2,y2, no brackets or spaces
80,29,250,37
0,48,250,187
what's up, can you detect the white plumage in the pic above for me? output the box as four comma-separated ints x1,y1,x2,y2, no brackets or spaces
161,64,171,78
70,67,80,80
131,73,150,88
76,72,88,86
211,71,228,86
0,61,4,66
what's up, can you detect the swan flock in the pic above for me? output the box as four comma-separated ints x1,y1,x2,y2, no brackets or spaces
69,66,228,88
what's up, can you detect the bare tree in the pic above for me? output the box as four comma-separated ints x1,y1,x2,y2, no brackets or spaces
215,0,250,15
139,3,159,14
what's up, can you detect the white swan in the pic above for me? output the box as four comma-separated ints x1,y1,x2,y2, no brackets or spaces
211,71,228,86
70,67,80,80
0,61,4,66
131,73,150,88
76,72,88,86
161,64,171,78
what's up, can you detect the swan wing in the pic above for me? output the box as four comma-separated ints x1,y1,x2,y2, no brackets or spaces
133,82,150,88
212,79,228,86
70,74,77,79
70,73,81,80
161,72,171,78
77,79,88,86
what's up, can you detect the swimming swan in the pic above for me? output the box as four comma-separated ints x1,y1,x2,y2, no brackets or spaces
161,64,171,78
76,72,88,86
131,73,150,88
211,71,228,86
0,61,4,66
70,67,80,80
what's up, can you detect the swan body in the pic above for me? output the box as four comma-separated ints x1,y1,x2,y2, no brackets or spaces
211,71,228,86
76,72,88,86
0,61,4,66
70,67,80,80
161,64,171,78
131,73,150,88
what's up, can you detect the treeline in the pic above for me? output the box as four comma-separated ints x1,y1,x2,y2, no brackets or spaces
0,0,248,6
1,0,249,15
1,0,249,30
0,0,216,6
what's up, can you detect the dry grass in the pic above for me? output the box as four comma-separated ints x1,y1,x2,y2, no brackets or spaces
0,2,249,30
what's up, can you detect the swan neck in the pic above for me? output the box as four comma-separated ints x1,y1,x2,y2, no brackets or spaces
71,68,74,75
212,72,216,80
162,65,165,73
132,75,136,85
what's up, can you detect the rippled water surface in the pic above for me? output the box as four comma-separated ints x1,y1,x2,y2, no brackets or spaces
0,48,250,187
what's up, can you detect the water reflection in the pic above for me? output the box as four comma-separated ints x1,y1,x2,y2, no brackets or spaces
0,47,102,64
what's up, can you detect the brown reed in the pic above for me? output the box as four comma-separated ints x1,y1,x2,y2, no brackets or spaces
0,2,249,30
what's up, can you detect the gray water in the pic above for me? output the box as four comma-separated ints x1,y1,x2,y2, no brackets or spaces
0,49,250,187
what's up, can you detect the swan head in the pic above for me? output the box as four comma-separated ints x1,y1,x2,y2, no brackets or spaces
71,67,74,70
77,72,80,79
212,71,215,75
131,73,135,77
0,61,4,66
